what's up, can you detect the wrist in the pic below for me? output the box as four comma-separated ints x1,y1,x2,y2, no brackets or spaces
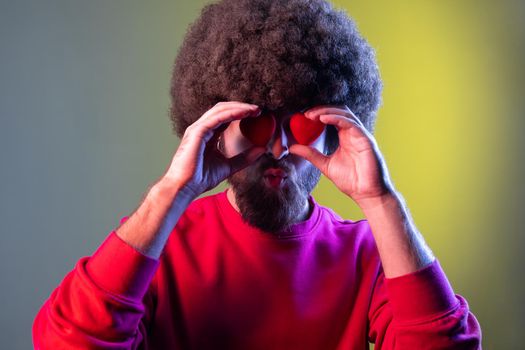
153,176,196,204
116,177,195,259
356,190,399,212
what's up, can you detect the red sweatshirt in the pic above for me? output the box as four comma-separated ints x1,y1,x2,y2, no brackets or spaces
33,190,481,349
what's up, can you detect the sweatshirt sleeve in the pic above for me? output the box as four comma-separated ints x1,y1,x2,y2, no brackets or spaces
367,259,482,349
32,217,160,350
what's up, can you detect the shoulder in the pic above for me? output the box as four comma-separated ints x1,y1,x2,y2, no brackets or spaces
314,199,379,258
313,199,369,234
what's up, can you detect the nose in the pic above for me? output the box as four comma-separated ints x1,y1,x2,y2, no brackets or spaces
266,124,289,160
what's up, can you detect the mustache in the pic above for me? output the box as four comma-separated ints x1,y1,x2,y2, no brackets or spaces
253,155,293,174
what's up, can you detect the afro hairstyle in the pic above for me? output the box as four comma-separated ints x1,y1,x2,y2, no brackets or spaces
169,0,383,154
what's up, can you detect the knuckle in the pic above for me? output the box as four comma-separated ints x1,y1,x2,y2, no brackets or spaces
184,124,194,134
184,123,201,138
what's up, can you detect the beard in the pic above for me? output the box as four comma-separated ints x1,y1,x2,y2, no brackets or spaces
227,155,321,234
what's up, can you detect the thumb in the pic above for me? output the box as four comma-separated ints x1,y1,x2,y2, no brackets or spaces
228,146,265,174
289,144,329,174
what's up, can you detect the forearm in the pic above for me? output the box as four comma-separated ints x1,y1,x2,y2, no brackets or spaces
358,191,435,278
116,177,195,259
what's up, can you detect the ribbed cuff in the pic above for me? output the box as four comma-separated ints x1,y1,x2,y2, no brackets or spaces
384,259,459,323
86,230,159,300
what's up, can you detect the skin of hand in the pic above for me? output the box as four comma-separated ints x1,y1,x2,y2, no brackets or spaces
289,105,396,209
162,101,266,199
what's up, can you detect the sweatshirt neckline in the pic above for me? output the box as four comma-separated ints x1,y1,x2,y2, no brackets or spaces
215,188,322,240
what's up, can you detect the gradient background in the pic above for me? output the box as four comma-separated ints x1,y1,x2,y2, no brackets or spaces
1,1,523,349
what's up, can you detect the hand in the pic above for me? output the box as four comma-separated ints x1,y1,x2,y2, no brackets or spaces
162,102,266,199
289,105,396,209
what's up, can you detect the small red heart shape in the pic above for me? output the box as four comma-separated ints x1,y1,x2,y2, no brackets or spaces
239,113,276,146
289,112,325,145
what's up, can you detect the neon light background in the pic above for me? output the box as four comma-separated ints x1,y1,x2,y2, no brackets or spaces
0,1,523,348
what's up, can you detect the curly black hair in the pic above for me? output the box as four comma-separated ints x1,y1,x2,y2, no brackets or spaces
169,0,382,153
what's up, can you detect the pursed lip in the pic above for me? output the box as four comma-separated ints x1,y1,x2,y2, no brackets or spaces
263,168,288,178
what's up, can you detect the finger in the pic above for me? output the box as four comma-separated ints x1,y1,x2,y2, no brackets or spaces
194,107,262,144
208,106,260,128
325,117,384,160
205,107,261,130
199,104,260,134
289,144,330,174
228,146,266,174
343,108,367,129
304,105,349,118
201,101,260,120
317,113,361,131
305,105,365,128
181,106,261,162
320,113,377,146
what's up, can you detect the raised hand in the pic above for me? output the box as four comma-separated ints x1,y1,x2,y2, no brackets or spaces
162,101,266,200
289,105,396,209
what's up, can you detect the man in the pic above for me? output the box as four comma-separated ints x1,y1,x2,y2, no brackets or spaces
33,0,482,349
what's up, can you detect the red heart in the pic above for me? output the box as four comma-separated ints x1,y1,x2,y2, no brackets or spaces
239,113,276,146
289,112,325,145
